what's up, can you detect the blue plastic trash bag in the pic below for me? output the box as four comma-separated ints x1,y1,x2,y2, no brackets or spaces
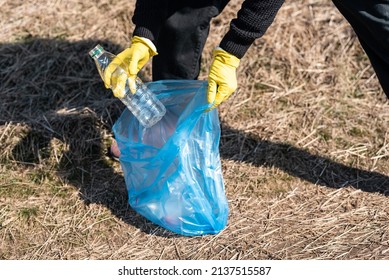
112,80,228,236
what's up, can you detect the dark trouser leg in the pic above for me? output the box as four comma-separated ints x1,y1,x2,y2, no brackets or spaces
332,0,389,98
152,1,229,80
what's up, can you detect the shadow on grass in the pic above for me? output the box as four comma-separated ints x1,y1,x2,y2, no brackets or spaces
1,38,388,238
0,37,177,237
220,125,389,195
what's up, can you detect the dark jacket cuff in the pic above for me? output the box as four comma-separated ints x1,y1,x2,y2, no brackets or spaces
219,31,255,59
133,26,158,43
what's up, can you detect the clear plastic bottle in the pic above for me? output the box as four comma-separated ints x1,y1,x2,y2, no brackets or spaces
89,44,166,128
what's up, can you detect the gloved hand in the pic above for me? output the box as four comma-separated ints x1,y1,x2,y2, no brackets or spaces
103,36,158,95
207,48,240,110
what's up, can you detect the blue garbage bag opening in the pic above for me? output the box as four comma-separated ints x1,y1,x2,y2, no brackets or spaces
112,80,228,236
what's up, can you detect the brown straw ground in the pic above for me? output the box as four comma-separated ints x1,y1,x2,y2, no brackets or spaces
1,0,388,260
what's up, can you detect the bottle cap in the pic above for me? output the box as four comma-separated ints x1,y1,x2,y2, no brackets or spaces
89,44,104,58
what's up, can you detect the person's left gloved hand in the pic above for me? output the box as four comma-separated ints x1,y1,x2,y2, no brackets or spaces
207,48,240,110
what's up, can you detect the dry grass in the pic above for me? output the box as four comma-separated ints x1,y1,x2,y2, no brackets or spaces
1,0,388,260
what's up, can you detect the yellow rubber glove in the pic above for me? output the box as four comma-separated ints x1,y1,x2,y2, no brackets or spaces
207,48,240,110
103,36,158,96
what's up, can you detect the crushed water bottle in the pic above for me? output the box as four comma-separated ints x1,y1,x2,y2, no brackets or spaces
89,44,166,128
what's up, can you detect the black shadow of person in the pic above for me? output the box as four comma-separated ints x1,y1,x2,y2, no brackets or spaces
220,125,389,195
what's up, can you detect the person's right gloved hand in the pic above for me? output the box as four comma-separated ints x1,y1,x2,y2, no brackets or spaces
103,36,158,95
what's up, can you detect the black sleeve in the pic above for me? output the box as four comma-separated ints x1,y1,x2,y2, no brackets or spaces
220,0,285,58
132,0,169,43
333,0,389,98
